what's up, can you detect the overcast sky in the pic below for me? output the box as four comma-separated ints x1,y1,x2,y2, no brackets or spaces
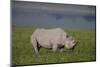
12,1,96,29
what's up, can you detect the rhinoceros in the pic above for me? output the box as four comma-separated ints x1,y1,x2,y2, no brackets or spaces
31,28,76,54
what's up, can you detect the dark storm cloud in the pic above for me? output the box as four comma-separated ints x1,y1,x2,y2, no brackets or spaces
12,1,96,16
12,1,96,29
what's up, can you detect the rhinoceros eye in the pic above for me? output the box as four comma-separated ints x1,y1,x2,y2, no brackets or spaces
66,35,69,38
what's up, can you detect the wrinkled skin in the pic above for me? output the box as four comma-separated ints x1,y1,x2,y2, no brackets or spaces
31,28,76,54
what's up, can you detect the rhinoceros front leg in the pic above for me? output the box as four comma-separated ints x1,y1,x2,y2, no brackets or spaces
59,46,64,52
60,48,64,52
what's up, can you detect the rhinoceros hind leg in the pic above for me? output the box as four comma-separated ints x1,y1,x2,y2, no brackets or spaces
31,37,39,55
52,45,58,52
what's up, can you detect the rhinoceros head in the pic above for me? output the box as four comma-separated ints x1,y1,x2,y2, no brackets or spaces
65,36,76,49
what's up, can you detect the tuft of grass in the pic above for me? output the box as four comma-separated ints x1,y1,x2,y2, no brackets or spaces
12,27,96,65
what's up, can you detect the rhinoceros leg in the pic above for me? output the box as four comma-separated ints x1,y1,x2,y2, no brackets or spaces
52,44,58,52
32,44,39,55
34,45,39,55
59,46,64,52
31,37,39,55
60,48,64,52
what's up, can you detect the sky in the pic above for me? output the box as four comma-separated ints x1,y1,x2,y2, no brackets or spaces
12,1,96,29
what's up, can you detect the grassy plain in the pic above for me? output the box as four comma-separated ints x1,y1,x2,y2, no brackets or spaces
12,27,96,65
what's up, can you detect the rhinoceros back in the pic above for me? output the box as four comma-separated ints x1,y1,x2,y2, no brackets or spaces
31,28,67,48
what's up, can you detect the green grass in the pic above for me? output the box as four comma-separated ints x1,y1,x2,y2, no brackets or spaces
12,27,96,65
